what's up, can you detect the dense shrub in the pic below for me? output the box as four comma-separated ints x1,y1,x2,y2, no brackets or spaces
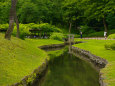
81,25,95,34
86,31,104,37
74,34,80,38
50,32,64,41
0,24,9,30
28,23,62,32
0,23,62,32
108,34,115,39
82,30,115,37
0,23,62,39
12,24,30,39
107,13,115,30
105,43,115,50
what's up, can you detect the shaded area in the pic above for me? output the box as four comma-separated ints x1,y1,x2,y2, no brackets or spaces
39,47,99,86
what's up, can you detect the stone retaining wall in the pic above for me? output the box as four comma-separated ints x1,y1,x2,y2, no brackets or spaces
71,46,108,86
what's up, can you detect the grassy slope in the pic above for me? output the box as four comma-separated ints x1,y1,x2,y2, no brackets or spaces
73,39,115,86
0,33,63,86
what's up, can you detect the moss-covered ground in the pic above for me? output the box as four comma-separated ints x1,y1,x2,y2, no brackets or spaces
73,39,115,86
0,33,63,86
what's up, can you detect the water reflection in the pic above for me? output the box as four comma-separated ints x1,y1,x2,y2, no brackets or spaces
40,47,99,86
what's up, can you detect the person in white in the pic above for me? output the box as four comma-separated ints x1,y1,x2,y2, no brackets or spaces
104,31,107,40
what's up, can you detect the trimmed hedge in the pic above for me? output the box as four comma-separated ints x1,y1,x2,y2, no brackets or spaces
0,23,62,39
108,34,115,39
105,43,115,50
12,24,31,39
27,23,62,32
50,32,64,41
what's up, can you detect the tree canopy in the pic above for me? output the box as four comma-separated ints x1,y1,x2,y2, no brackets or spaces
0,0,115,34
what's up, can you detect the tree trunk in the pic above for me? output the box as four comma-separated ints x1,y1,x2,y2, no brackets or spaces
69,22,72,34
68,22,72,44
14,12,20,38
5,0,18,40
103,15,108,32
68,22,72,53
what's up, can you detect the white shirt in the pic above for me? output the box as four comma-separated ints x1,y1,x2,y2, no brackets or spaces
104,32,107,36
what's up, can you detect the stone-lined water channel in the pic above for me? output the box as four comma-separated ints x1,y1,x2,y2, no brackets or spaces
35,46,100,86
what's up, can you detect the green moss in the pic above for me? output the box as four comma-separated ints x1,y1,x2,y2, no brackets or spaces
0,33,63,86
73,39,115,86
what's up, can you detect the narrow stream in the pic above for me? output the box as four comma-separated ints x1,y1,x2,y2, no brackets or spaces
36,46,99,86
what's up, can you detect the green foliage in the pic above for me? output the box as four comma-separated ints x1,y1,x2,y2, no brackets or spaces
29,23,62,32
81,25,95,34
0,0,115,36
81,29,115,37
108,34,115,39
84,31,104,37
0,23,9,30
105,43,115,50
0,1,10,24
50,32,64,41
107,13,115,29
74,34,80,38
80,0,115,20
12,24,31,39
18,1,38,23
0,23,62,39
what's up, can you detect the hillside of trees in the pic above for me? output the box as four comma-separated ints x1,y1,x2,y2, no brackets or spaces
0,0,115,35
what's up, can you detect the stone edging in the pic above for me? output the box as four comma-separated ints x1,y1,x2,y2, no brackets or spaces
71,46,108,86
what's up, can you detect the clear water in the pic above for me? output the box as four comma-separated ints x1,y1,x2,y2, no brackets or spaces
40,47,99,86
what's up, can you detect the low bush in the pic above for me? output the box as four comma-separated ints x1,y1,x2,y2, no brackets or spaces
28,23,62,33
74,34,80,38
81,25,95,34
105,43,115,50
12,24,31,39
0,23,9,30
86,31,104,37
50,32,64,41
108,34,115,39
0,23,62,39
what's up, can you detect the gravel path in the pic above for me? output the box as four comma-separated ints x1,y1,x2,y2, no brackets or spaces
78,37,115,40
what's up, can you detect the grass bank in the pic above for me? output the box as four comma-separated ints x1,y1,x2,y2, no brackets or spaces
73,39,115,86
0,33,63,86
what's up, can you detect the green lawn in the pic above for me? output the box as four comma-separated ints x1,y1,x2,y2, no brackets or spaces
73,39,115,86
0,33,63,86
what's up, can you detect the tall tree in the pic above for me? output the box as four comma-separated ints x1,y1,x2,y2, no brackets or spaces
79,0,115,33
62,0,79,33
0,1,10,24
5,0,19,40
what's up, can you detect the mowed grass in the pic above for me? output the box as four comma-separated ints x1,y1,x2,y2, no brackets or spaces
73,39,115,86
0,33,63,86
